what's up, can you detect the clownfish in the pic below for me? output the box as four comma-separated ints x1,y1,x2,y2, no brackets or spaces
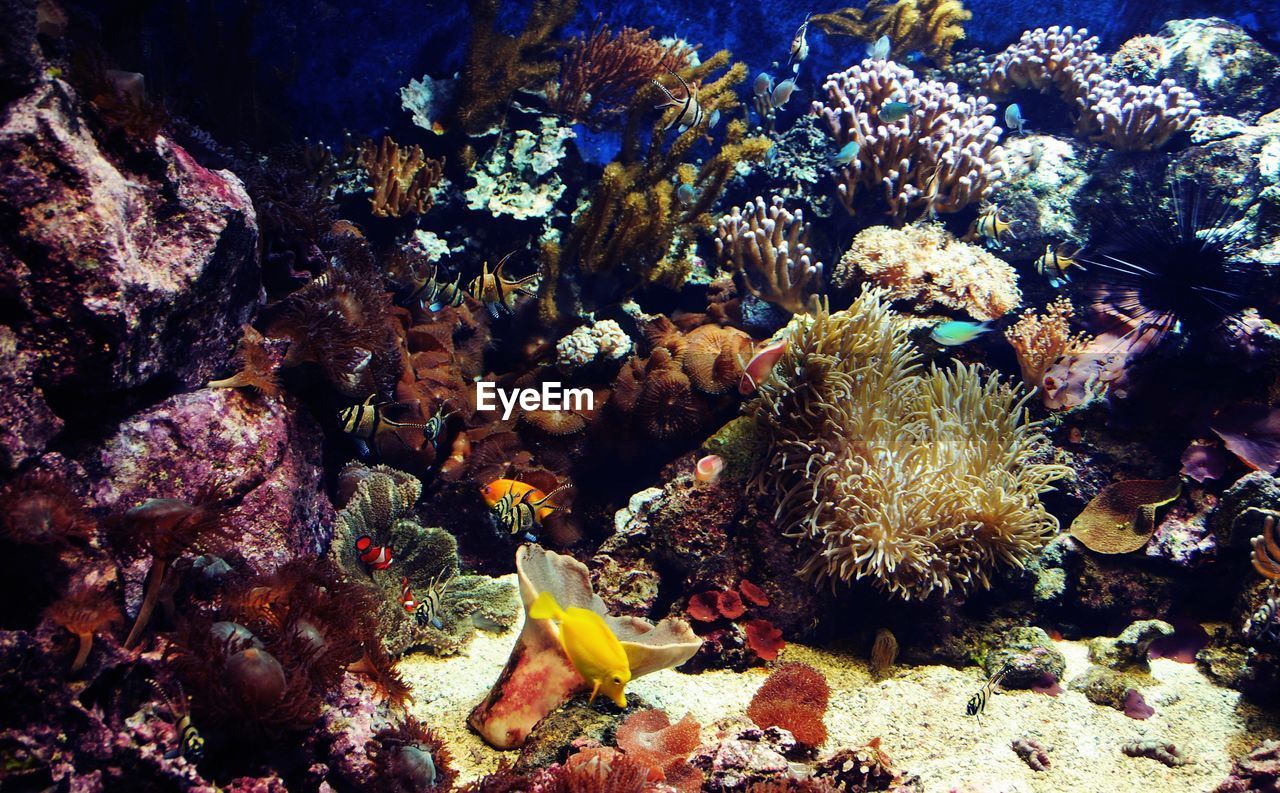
479,479,569,540
400,576,419,613
528,590,632,708
356,535,394,570
467,253,540,319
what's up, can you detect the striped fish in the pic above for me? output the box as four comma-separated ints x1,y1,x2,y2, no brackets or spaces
481,480,569,540
975,205,1013,245
466,253,539,319
355,535,393,570
338,394,433,455
966,662,1013,723
146,678,205,762
406,265,465,312
415,570,451,630
400,576,419,614
1036,243,1084,287
422,404,454,453
653,68,704,133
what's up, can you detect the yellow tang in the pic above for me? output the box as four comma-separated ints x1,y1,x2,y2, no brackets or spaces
528,591,632,707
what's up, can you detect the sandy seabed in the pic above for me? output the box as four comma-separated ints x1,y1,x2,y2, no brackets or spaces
399,580,1279,793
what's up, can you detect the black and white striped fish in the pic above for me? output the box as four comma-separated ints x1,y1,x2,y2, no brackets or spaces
338,394,433,455
414,570,452,630
405,265,465,312
653,68,704,133
966,662,1013,723
467,252,539,319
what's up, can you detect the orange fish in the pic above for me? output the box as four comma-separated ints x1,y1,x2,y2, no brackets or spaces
479,479,567,538
356,535,394,570
400,576,419,613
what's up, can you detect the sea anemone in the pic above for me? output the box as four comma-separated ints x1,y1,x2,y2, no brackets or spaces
746,662,830,747
366,715,456,792
43,587,122,673
0,471,95,545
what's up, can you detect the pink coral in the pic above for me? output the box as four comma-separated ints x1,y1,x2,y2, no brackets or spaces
615,709,701,780
744,619,785,661
746,662,829,747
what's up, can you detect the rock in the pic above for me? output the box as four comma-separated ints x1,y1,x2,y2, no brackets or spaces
689,726,798,792
1151,19,1280,122
988,134,1098,263
1214,739,1280,792
0,76,260,470
53,388,332,607
1089,619,1175,671
1210,472,1280,547
985,627,1067,688
318,675,386,790
0,0,41,104
516,695,644,771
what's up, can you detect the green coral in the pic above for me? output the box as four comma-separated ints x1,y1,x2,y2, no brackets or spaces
704,416,769,481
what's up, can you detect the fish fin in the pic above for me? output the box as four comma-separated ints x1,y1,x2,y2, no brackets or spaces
588,680,600,704
528,590,564,621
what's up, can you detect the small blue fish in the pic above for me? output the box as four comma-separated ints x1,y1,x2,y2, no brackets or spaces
771,78,797,108
708,108,721,129
869,35,891,61
880,101,915,123
1004,103,1025,135
830,140,860,166
676,183,697,207
931,320,993,346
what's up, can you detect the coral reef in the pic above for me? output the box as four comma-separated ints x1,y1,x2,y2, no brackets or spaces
715,196,824,315
1011,737,1052,771
813,0,972,67
1215,740,1280,791
469,545,701,749
1122,739,1190,767
832,222,1020,321
748,288,1070,600
1003,297,1097,408
465,117,573,221
813,57,1003,221
356,136,445,218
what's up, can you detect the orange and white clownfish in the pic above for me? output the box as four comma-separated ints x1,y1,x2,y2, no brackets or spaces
356,535,393,570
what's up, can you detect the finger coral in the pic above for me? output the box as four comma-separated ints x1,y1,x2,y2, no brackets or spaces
715,196,824,315
356,137,445,218
812,58,1004,221
832,222,1020,321
981,26,1200,151
746,662,830,747
748,288,1070,600
548,18,696,123
813,0,972,67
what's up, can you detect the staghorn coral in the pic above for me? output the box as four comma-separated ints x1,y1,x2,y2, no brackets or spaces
357,137,445,218
455,0,578,134
748,289,1070,600
715,196,823,315
813,0,971,67
540,51,771,321
981,27,1200,151
746,662,830,748
1003,297,1095,406
813,58,1003,221
833,222,1020,321
548,18,696,123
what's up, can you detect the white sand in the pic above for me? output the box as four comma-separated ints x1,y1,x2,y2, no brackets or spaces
399,584,1278,792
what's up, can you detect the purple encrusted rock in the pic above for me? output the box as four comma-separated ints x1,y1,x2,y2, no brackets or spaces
689,726,797,791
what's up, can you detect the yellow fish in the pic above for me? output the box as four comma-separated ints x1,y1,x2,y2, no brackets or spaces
528,591,631,707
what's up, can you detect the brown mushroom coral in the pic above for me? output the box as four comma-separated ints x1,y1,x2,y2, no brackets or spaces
682,325,752,395
469,545,701,749
612,349,708,441
1069,477,1182,554
0,471,95,545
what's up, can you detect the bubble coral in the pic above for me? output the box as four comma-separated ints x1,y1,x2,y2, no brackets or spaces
43,586,122,673
748,289,1070,600
366,715,456,793
746,662,830,747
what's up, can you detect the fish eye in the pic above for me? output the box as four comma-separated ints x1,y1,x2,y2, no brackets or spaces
612,676,622,684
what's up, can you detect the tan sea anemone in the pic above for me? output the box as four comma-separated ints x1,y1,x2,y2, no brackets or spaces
748,288,1070,600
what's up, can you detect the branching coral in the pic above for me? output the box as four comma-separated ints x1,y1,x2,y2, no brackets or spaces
812,58,1003,221
813,0,972,67
715,196,823,314
548,18,695,123
1003,297,1095,405
357,137,445,218
455,0,578,134
748,288,1070,600
746,662,830,747
540,50,771,321
833,222,1020,321
981,27,1200,151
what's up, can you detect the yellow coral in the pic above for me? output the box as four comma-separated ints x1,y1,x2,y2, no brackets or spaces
356,137,444,218
832,222,1020,321
814,0,972,67
1003,297,1094,394
749,289,1070,600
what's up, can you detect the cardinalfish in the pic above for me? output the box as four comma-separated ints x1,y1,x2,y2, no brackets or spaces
421,404,454,453
405,265,464,312
145,679,204,762
479,479,569,541
355,535,393,570
974,205,1014,246
416,570,451,630
467,252,540,319
1036,243,1084,287
786,13,812,72
653,67,705,133
339,394,435,456
966,662,1014,723
528,590,632,708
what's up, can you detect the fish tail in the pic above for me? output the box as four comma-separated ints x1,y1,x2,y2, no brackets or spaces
528,590,565,621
